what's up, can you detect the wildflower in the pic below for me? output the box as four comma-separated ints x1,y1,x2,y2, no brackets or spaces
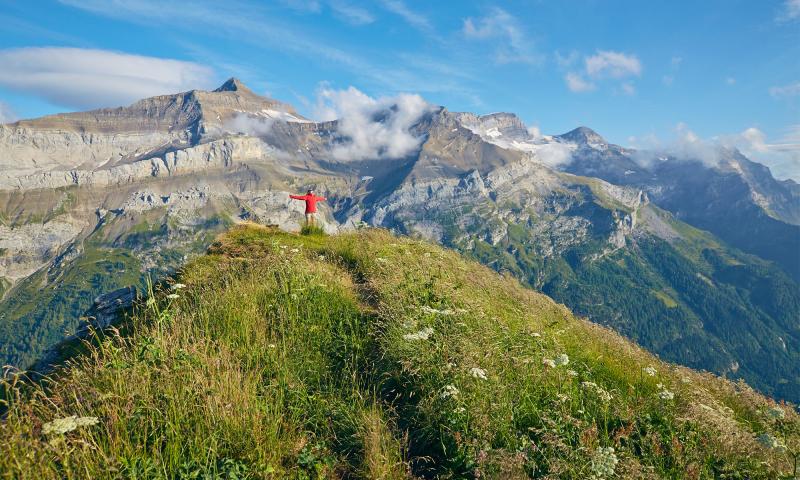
455,407,466,413
766,406,786,420
657,389,675,401
420,305,453,315
542,358,556,368
756,433,787,452
531,332,541,338
567,370,578,377
590,447,618,478
643,366,657,377
554,354,569,367
318,255,326,261
279,245,287,249
268,344,276,349
166,293,179,300
403,327,434,341
290,248,299,253
42,416,99,435
470,367,488,380
376,257,388,263
582,382,612,403
441,385,460,399
556,393,570,403
171,283,186,290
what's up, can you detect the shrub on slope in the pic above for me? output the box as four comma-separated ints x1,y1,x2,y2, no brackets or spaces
1,224,797,479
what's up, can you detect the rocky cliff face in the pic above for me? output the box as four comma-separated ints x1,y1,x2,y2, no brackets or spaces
2,79,798,403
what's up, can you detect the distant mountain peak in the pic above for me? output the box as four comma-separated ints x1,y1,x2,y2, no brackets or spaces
557,126,606,145
214,77,251,93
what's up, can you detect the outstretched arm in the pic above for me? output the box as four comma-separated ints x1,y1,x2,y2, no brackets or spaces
289,194,304,200
317,196,327,202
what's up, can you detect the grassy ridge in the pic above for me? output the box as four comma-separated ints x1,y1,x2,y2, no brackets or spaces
1,224,798,479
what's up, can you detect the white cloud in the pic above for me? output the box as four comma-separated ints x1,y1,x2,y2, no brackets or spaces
0,101,17,124
777,0,800,21
725,77,736,85
329,1,374,25
565,72,595,92
380,0,431,31
621,82,636,95
554,50,579,68
463,8,542,65
0,47,214,110
313,86,433,161
770,81,800,98
585,50,642,79
224,113,276,136
629,123,800,181
534,142,574,168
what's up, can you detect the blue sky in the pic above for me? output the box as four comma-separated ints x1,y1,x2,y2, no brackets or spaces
0,0,798,178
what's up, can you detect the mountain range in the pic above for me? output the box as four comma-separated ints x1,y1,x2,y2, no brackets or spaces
1,78,798,402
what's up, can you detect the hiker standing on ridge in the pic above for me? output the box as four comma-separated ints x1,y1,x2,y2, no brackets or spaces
289,189,326,226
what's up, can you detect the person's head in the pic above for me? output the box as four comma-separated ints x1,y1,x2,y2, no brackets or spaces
307,189,314,195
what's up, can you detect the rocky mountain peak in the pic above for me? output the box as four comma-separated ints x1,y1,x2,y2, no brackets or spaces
557,126,607,146
213,77,252,93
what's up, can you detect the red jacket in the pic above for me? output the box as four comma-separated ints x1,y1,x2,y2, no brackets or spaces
289,194,326,213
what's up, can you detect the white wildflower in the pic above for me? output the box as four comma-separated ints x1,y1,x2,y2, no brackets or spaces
290,248,299,253
420,306,453,315
318,255,326,261
542,358,556,368
455,406,466,413
590,446,618,478
657,389,675,401
279,245,287,249
567,370,578,377
582,381,612,403
441,385,460,399
531,332,541,338
756,433,787,452
376,257,388,263
470,367,488,380
766,406,786,420
554,354,569,367
643,366,657,377
403,327,434,341
268,344,276,349
556,393,570,403
166,293,180,300
171,283,186,290
42,416,99,435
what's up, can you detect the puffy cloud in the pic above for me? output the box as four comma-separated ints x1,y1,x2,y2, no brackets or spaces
720,126,800,181
0,101,17,124
585,50,642,79
770,81,800,98
564,50,640,93
463,8,542,65
534,142,574,168
224,114,275,136
565,72,595,93
313,86,433,161
0,47,215,110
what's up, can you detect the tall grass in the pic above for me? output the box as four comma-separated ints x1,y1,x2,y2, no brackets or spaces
1,224,797,479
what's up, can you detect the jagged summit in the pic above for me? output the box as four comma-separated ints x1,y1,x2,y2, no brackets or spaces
213,77,251,93
557,126,607,145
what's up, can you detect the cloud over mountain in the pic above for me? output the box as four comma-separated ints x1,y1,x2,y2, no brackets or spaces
0,47,215,110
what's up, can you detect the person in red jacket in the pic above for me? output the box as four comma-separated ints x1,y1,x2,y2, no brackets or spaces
289,189,326,226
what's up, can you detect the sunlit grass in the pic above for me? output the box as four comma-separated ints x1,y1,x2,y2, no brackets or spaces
1,224,797,479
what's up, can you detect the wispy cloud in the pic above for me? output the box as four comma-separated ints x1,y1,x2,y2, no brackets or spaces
329,0,374,25
380,0,431,32
776,0,800,22
0,101,17,124
462,7,542,65
725,77,736,85
565,72,595,93
0,47,214,110
770,81,800,98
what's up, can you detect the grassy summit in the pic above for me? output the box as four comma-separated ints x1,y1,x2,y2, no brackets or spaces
1,224,798,479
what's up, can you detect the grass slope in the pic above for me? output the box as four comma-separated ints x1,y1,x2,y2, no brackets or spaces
1,224,798,479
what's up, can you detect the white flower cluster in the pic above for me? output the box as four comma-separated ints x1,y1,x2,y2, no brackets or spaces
656,383,674,401
643,366,657,377
167,293,180,300
543,353,569,368
403,327,434,341
581,381,612,403
441,384,460,399
756,433,787,452
766,405,786,420
420,305,454,316
171,283,186,290
590,446,618,478
542,358,556,368
470,367,488,380
42,416,99,435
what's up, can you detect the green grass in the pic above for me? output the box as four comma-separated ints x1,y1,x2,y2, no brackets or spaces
1,224,798,479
